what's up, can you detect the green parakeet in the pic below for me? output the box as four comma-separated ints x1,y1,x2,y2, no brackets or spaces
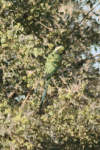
39,46,65,112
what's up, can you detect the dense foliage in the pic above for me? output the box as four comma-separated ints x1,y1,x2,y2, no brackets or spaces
0,0,100,149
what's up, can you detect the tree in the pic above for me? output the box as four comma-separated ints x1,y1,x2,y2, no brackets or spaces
0,0,100,149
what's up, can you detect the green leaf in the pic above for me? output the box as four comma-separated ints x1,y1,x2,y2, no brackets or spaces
94,46,97,52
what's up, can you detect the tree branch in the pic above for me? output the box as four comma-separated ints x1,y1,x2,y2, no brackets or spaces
70,2,100,35
8,81,22,99
21,86,34,108
33,17,53,31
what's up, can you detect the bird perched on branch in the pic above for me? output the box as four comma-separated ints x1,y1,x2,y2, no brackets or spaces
39,46,65,113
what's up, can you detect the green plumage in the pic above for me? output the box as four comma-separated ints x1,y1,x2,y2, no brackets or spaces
39,46,64,112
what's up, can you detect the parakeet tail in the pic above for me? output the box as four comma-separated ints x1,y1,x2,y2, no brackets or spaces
39,78,50,113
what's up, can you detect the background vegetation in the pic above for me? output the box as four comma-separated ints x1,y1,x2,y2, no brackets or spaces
0,0,100,149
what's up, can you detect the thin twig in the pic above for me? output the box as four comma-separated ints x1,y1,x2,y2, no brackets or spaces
78,54,100,63
53,106,66,118
33,17,53,31
57,106,66,115
21,86,34,108
70,2,100,35
92,54,100,58
59,75,67,84
20,79,44,108
8,81,22,98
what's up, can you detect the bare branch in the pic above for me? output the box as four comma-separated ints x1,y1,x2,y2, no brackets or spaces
70,3,100,35
21,86,34,108
33,17,53,31
8,81,22,99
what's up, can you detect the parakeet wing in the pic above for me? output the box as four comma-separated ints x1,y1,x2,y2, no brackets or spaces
45,53,62,80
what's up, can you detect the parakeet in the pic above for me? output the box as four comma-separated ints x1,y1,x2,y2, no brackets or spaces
39,46,65,112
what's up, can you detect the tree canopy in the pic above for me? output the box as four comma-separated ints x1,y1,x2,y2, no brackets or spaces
0,0,100,149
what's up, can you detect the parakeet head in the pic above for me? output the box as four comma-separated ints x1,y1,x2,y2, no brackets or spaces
54,46,65,54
